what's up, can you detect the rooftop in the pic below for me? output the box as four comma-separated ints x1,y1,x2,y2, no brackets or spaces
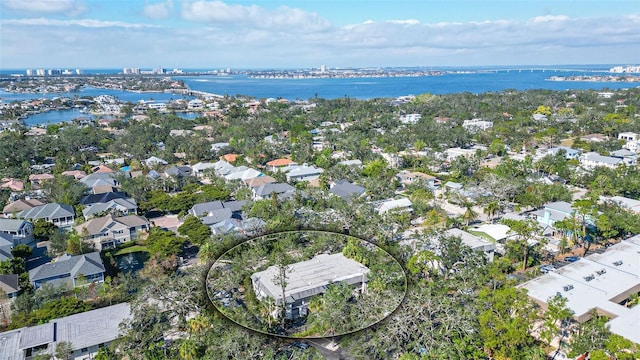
251,253,369,305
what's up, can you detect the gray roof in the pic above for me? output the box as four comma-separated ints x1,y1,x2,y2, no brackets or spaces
0,303,131,359
79,172,116,187
165,166,193,177
286,165,324,178
253,183,295,197
189,200,224,217
0,218,32,232
55,302,131,351
329,180,365,201
0,274,19,294
0,233,13,261
201,208,233,226
581,152,623,166
222,200,248,213
29,252,105,283
19,203,74,221
251,253,369,305
610,149,636,158
82,198,138,218
545,201,574,214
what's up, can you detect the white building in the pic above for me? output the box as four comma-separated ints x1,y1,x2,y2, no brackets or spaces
251,253,369,319
520,236,640,345
579,152,623,170
618,132,640,153
462,119,493,132
399,113,421,124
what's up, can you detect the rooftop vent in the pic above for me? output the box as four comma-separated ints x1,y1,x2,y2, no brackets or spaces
563,284,574,292
596,268,607,276
584,274,595,282
613,260,623,266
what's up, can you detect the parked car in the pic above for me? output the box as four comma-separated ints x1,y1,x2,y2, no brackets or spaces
540,264,556,274
564,256,580,262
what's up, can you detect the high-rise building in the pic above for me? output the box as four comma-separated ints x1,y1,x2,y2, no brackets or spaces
320,64,327,73
75,69,83,75
26,69,35,76
36,69,46,76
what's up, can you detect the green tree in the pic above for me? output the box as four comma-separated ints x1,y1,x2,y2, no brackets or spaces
145,228,186,259
55,341,73,360
540,294,574,351
178,216,212,245
478,286,538,359
33,219,57,239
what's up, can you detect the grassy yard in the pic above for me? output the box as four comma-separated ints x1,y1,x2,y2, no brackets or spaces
114,245,149,256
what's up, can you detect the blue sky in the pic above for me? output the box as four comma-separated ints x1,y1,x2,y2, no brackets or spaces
1,0,639,69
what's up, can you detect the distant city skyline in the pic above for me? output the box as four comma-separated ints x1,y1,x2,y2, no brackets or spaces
1,0,639,69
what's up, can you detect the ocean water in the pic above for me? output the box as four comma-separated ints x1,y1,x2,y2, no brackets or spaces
180,70,640,100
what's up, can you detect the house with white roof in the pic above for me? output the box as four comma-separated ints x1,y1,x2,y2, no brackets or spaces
0,303,131,360
285,165,324,182
375,198,412,214
520,236,640,345
251,253,369,319
579,152,623,170
462,119,493,132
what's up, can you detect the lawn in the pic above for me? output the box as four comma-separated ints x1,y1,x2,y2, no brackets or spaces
114,245,149,256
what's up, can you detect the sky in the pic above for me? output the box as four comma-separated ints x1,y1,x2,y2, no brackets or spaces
1,0,639,69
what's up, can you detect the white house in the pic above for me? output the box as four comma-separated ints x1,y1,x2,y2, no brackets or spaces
399,113,421,124
462,119,493,132
579,152,623,170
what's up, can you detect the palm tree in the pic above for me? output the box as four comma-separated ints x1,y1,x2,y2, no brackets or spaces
462,200,478,226
484,201,501,223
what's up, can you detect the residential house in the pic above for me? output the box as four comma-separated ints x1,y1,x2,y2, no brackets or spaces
192,162,217,178
609,149,637,166
188,99,205,110
79,172,117,191
0,232,13,261
60,170,87,180
375,198,412,214
462,119,493,132
0,302,131,360
580,133,608,142
188,200,247,218
244,175,277,188
144,156,168,167
90,164,114,174
164,165,193,178
251,253,369,319
252,183,296,201
396,170,440,189
2,198,44,218
618,132,640,152
224,166,263,181
285,165,324,182
0,178,25,192
547,146,581,160
82,197,138,219
443,147,476,161
29,252,105,289
75,214,150,250
328,180,366,201
80,191,131,206
28,173,54,189
265,158,296,172
580,152,623,170
0,218,34,244
529,201,595,236
211,142,230,152
607,196,640,214
19,203,75,229
0,274,20,298
444,228,496,262
399,113,421,124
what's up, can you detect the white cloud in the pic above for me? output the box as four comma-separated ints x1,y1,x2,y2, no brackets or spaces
1,12,639,68
2,18,160,29
143,1,173,20
2,0,86,15
181,1,332,32
387,19,420,25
